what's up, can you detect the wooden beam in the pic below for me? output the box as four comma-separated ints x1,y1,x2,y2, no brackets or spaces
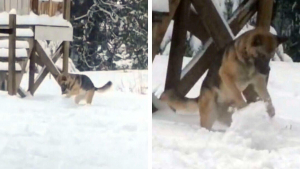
31,0,39,15
35,40,61,77
256,0,273,30
8,14,16,95
28,40,35,95
62,42,69,74
165,0,190,90
190,0,234,49
187,11,210,43
62,0,71,75
63,0,71,21
31,43,62,94
177,0,258,95
152,0,181,62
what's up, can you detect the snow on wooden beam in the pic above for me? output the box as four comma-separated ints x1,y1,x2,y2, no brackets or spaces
0,62,22,72
152,0,169,13
0,40,29,48
35,25,72,41
177,0,258,95
0,48,27,57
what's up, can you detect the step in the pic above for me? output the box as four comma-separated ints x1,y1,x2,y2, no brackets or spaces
0,40,29,49
0,48,28,61
0,62,22,72
0,28,34,38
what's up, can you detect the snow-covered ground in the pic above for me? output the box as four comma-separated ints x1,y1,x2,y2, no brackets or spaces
153,55,300,169
0,70,148,169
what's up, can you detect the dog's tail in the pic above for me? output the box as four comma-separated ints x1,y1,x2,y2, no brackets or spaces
160,89,199,113
95,81,113,93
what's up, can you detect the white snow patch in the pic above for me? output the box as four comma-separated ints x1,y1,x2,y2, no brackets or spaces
0,12,72,27
152,0,169,12
0,48,27,57
0,40,29,48
0,71,148,169
153,55,300,168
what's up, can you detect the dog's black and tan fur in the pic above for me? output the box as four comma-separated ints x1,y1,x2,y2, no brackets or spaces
160,28,288,130
57,73,112,104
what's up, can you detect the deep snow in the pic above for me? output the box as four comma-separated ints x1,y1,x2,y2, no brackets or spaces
0,70,148,169
153,55,300,169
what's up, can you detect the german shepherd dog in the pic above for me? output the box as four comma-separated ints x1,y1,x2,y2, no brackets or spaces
57,73,112,104
160,28,288,130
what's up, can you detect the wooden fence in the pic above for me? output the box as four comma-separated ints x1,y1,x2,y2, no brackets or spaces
0,0,63,16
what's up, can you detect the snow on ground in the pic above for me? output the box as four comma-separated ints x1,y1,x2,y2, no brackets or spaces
0,11,71,27
0,70,148,169
153,55,300,169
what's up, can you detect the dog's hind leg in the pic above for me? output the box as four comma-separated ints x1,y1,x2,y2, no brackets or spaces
199,90,219,130
85,89,95,104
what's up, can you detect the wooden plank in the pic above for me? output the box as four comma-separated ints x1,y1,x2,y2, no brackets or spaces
31,42,62,94
10,0,18,12
8,14,16,95
256,0,273,30
243,0,273,103
35,26,73,41
187,11,210,43
0,0,5,12
190,0,234,49
63,41,69,74
31,0,39,14
152,0,180,62
165,0,190,90
5,0,10,12
63,0,71,21
18,87,27,98
177,0,258,95
28,40,35,94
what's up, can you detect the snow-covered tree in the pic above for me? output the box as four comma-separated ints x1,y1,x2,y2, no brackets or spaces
70,0,148,71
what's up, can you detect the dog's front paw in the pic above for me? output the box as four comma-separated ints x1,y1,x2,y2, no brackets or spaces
266,103,275,118
237,101,248,109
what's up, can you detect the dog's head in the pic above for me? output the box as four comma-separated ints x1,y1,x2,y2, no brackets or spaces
56,74,70,94
248,30,289,59
246,30,289,74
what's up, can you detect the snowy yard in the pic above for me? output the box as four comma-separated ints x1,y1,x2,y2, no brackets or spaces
153,55,300,169
0,70,148,169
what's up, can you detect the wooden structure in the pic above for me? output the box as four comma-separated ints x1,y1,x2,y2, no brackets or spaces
0,0,63,16
0,0,72,97
152,0,274,112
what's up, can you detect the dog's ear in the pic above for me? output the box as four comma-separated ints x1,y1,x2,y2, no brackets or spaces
276,36,289,45
252,34,263,47
61,75,67,81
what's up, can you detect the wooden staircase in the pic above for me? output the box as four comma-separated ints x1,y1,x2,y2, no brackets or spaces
0,26,34,97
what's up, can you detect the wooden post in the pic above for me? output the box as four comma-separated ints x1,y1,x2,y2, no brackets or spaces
28,40,36,95
8,13,16,95
63,0,71,74
164,0,190,90
31,0,39,14
152,0,180,62
243,0,273,103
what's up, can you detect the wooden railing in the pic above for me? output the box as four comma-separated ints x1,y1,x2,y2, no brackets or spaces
0,14,17,95
0,0,63,16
